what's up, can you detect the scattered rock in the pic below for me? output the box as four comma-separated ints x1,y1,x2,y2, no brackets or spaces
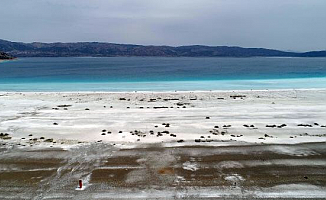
298,124,313,127
44,138,54,142
57,105,72,108
230,95,246,98
277,124,287,128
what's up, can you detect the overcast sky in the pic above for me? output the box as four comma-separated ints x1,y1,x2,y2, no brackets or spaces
0,0,325,51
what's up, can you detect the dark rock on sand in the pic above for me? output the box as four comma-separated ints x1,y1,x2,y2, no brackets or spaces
298,124,313,127
57,105,72,108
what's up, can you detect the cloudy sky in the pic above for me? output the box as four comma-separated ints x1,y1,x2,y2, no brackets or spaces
0,0,325,51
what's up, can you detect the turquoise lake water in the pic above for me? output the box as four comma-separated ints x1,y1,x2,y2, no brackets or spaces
0,57,326,91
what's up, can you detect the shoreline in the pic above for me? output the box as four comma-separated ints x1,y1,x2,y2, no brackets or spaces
1,87,325,94
0,58,16,63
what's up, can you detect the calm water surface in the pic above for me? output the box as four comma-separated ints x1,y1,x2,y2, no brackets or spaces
0,57,326,91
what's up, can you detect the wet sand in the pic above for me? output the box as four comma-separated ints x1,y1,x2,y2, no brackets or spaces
1,89,326,199
1,142,326,199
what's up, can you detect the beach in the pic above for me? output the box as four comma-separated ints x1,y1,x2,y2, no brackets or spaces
1,89,326,199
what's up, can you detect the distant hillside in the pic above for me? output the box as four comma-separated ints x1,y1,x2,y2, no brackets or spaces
0,39,325,57
0,51,15,60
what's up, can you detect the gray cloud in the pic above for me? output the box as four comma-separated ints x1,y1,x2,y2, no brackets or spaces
0,0,325,51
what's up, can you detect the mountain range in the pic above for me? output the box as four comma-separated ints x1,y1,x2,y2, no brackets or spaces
0,39,325,57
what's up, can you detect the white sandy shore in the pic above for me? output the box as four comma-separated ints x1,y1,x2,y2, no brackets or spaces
1,89,326,146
